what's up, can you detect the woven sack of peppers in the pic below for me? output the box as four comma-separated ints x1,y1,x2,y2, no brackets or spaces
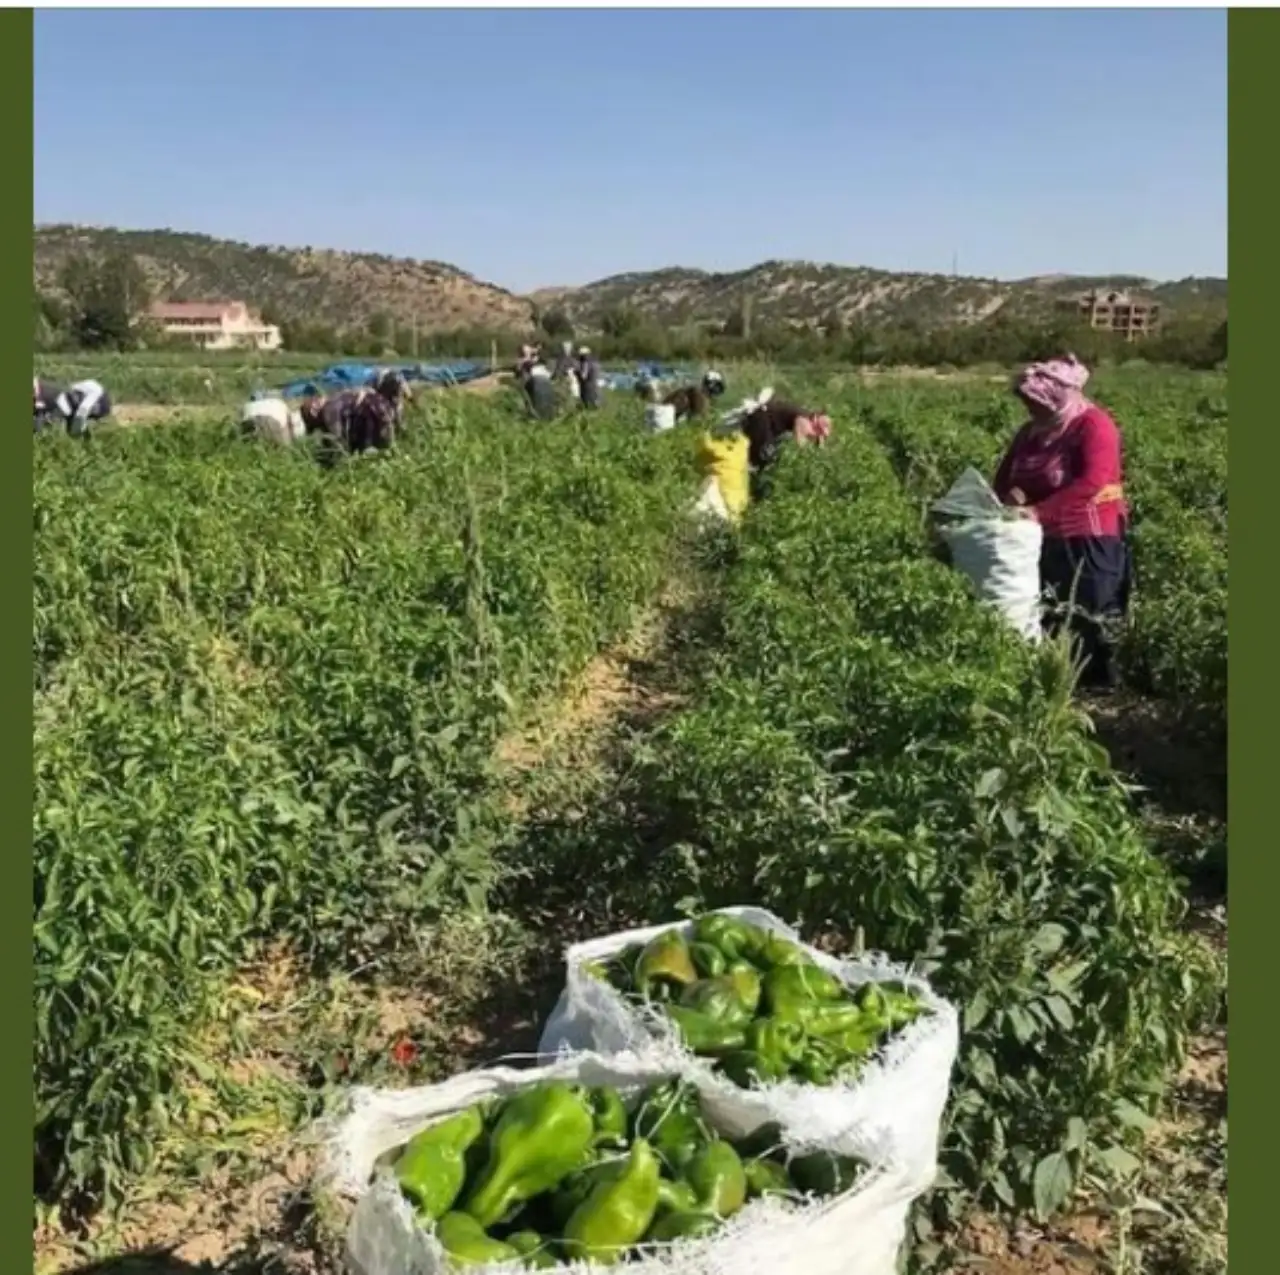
323,1052,927,1275
538,907,958,1181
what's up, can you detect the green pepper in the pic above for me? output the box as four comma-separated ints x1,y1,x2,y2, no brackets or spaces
606,945,644,993
463,1083,595,1228
582,960,610,984
646,1210,721,1242
762,965,845,1021
564,1138,661,1266
665,1005,747,1057
795,1046,836,1086
798,1001,871,1039
632,1083,708,1172
817,1018,879,1055
436,1212,519,1266
720,1025,807,1087
679,976,754,1027
756,933,814,969
655,1178,700,1213
394,1106,487,1221
744,1158,793,1199
690,941,728,978
725,963,763,1015
692,914,766,963
682,1140,747,1218
506,1230,558,1269
745,1018,807,1078
645,1210,721,1242
788,1151,864,1198
549,1161,609,1229
585,1087,628,1147
635,930,698,998
732,1122,785,1161
881,986,925,1029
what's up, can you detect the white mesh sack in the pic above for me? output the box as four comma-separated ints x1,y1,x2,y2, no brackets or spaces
325,1052,926,1275
932,467,1044,642
538,907,958,1177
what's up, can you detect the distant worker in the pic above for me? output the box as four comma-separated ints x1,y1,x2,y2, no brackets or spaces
993,354,1131,692
664,370,727,423
522,354,558,422
34,376,112,436
241,394,305,445
735,390,832,474
311,373,407,458
551,340,579,402
575,346,602,410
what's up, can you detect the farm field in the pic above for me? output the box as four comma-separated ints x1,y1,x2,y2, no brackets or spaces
33,363,1226,1275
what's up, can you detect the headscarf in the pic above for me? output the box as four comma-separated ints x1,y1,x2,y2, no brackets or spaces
1013,355,1091,429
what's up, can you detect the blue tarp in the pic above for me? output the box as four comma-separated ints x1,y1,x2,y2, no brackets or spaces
267,359,698,400
273,360,491,400
599,363,697,392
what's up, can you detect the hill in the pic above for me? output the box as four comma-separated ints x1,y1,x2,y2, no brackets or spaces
34,225,535,334
532,262,1228,333
35,225,1226,339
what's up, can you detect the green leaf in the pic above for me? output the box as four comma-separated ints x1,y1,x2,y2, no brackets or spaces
975,768,1006,799
1114,1099,1157,1132
1096,1145,1142,1178
1032,1151,1074,1220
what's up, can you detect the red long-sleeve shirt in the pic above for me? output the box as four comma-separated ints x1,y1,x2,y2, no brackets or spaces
993,405,1128,539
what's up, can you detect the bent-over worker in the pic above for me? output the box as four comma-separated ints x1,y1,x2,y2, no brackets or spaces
241,395,305,445
993,355,1131,692
664,370,726,423
35,376,112,436
738,396,832,473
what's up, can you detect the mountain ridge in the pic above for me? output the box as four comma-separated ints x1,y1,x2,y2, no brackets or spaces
35,224,1226,336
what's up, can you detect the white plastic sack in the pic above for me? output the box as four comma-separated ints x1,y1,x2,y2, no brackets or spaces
932,468,1044,642
690,478,733,525
538,907,958,1177
326,1053,926,1275
646,403,677,434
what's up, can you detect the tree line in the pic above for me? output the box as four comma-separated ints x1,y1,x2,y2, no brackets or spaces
35,252,1227,372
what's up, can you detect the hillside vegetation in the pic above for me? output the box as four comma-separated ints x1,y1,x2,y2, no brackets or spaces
533,261,1226,334
35,225,534,334
36,225,1225,342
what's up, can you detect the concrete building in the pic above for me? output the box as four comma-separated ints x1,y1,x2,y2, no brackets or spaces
149,300,282,351
1057,290,1161,341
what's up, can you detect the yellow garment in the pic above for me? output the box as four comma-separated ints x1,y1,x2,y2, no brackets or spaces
696,432,751,522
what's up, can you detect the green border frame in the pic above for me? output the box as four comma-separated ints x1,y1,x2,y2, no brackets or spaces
1228,13,1265,1273
10,8,32,1269
17,8,1250,1274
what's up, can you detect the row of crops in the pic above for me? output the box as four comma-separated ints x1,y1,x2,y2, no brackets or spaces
34,400,698,1194
33,369,1225,1249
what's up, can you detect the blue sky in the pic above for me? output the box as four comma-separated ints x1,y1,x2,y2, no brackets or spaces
34,9,1225,293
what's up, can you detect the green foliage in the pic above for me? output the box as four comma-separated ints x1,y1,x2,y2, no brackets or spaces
517,368,1223,1232
33,398,694,1201
55,251,152,351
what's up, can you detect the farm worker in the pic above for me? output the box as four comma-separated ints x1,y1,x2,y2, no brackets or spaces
35,376,112,436
664,370,727,423
523,356,558,422
994,354,1131,691
692,427,751,525
241,394,305,445
575,346,602,410
33,377,63,432
733,391,832,472
552,341,580,402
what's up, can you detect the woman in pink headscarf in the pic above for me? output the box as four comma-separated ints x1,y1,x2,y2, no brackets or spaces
993,354,1131,691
